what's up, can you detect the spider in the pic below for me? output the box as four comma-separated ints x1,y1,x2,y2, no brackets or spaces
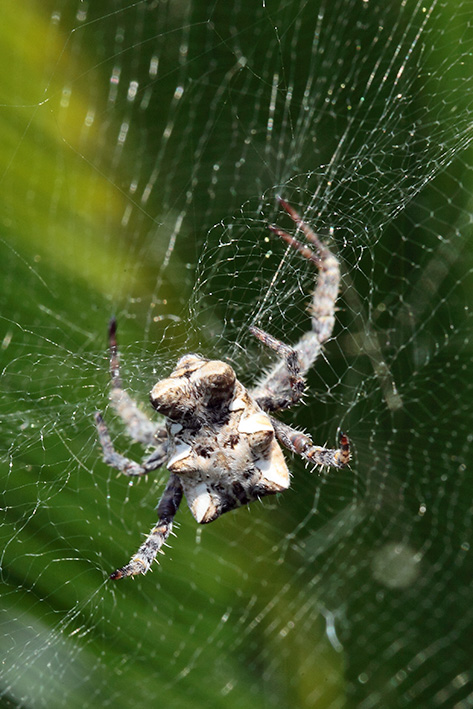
95,198,350,580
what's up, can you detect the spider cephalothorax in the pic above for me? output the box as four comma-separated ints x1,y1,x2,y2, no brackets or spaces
95,198,350,580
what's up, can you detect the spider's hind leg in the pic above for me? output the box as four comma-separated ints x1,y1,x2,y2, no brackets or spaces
110,473,183,579
95,412,167,477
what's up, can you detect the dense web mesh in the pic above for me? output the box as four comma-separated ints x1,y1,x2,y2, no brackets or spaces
1,0,473,707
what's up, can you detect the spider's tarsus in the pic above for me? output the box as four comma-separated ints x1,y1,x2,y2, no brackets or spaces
250,325,305,406
277,196,307,228
271,197,330,269
337,431,351,467
108,316,117,342
109,561,142,580
250,325,294,360
110,568,124,580
108,317,118,355
269,224,322,267
276,196,294,216
107,317,121,385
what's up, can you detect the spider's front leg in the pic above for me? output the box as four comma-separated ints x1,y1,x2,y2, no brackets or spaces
110,473,183,579
95,412,167,477
95,317,169,475
251,198,342,411
107,317,160,447
250,325,305,411
272,417,350,468
271,198,340,349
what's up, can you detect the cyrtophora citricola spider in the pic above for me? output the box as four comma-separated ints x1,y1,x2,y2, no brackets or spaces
95,198,350,579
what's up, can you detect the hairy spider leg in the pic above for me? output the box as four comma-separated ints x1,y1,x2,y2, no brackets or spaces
251,198,341,411
107,317,165,447
271,417,350,468
110,473,183,579
95,412,168,476
273,197,340,349
249,325,305,411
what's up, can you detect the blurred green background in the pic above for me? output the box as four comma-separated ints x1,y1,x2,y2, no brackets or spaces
1,0,473,707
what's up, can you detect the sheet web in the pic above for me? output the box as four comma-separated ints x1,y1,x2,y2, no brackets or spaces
1,0,473,707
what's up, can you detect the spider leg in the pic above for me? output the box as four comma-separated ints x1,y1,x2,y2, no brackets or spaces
110,473,183,579
107,317,164,447
251,198,341,412
271,198,340,353
95,412,168,477
250,325,305,411
271,417,350,468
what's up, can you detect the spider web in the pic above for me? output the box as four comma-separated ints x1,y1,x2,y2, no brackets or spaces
1,0,473,706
